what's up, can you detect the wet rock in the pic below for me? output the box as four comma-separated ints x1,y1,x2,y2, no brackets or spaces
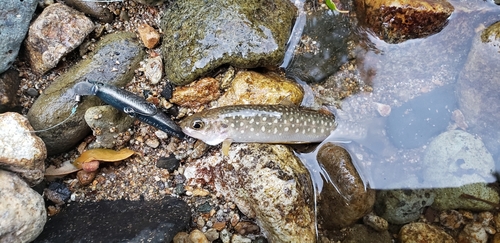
76,170,96,186
189,229,209,243
43,181,71,206
0,0,37,74
457,21,500,155
399,222,454,243
161,0,296,85
423,130,495,187
184,143,316,242
285,9,351,83
133,0,165,6
374,189,435,224
355,0,454,43
138,23,161,49
34,197,190,242
84,105,135,149
62,0,114,23
432,182,500,211
27,31,145,155
0,69,20,112
386,85,457,149
156,154,180,173
234,221,260,235
0,170,46,242
0,112,46,185
170,77,221,108
231,234,252,243
458,222,488,243
343,224,392,243
316,143,375,228
216,71,304,107
25,3,95,74
363,212,389,232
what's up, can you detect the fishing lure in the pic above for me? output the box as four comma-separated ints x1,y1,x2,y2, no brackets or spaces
73,80,185,139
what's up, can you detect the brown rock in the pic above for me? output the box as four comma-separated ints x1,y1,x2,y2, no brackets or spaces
234,221,260,235
137,23,160,49
170,77,221,108
217,71,303,107
355,0,454,43
0,112,46,185
77,170,97,186
0,69,20,112
399,222,454,243
24,3,94,74
316,143,375,229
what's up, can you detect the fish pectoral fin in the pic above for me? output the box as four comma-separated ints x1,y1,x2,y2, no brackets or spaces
222,139,233,156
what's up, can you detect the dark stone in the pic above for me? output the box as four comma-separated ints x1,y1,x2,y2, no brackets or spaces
386,85,457,149
26,32,145,155
343,224,392,243
156,154,180,173
44,181,72,205
0,0,37,74
161,0,296,85
285,8,351,83
316,143,375,229
161,82,173,100
0,69,20,112
34,197,190,243
26,87,39,97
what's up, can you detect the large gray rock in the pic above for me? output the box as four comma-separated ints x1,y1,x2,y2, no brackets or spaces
0,112,46,185
25,3,95,74
0,170,46,242
184,143,316,242
457,21,500,155
0,0,37,74
161,0,296,85
27,32,146,155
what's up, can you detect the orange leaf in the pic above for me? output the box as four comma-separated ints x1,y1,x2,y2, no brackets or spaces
73,148,135,169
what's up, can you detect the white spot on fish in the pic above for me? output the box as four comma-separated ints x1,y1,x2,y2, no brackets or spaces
274,127,277,134
250,127,254,132
231,123,235,128
284,127,289,132
240,122,244,127
261,126,266,132
250,118,254,124
240,130,245,134
262,117,267,121
312,128,316,133
295,128,299,133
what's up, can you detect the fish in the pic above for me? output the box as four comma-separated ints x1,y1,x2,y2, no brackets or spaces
73,80,185,139
179,105,338,155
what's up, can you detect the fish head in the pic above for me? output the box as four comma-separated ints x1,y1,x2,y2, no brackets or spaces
179,112,229,146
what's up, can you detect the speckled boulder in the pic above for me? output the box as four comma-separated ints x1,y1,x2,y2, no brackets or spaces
0,112,46,185
457,21,500,155
216,71,304,107
375,189,435,225
355,0,454,43
0,0,37,74
27,32,145,155
184,143,316,242
25,3,95,74
0,170,46,242
161,0,296,85
316,143,375,229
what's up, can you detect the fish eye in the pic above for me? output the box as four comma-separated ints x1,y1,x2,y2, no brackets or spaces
191,119,204,129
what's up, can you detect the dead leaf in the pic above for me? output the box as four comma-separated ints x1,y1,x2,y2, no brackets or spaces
73,148,135,169
45,160,80,177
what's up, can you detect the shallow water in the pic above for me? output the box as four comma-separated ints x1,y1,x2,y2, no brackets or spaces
285,0,500,192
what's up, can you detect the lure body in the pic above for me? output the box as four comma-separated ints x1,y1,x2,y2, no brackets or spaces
73,81,185,139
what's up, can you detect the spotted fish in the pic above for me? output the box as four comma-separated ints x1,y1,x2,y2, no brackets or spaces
179,105,338,154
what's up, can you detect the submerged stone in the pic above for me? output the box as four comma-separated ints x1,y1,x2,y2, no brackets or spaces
285,9,351,83
161,0,296,85
355,0,454,43
0,69,20,112
457,21,500,156
27,32,145,155
316,143,375,229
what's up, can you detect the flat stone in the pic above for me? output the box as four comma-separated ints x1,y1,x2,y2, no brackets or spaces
0,0,37,74
355,0,454,43
184,143,316,242
0,112,46,185
0,69,20,112
62,0,114,23
25,3,95,74
34,197,190,242
27,31,145,155
0,170,46,242
161,0,296,85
